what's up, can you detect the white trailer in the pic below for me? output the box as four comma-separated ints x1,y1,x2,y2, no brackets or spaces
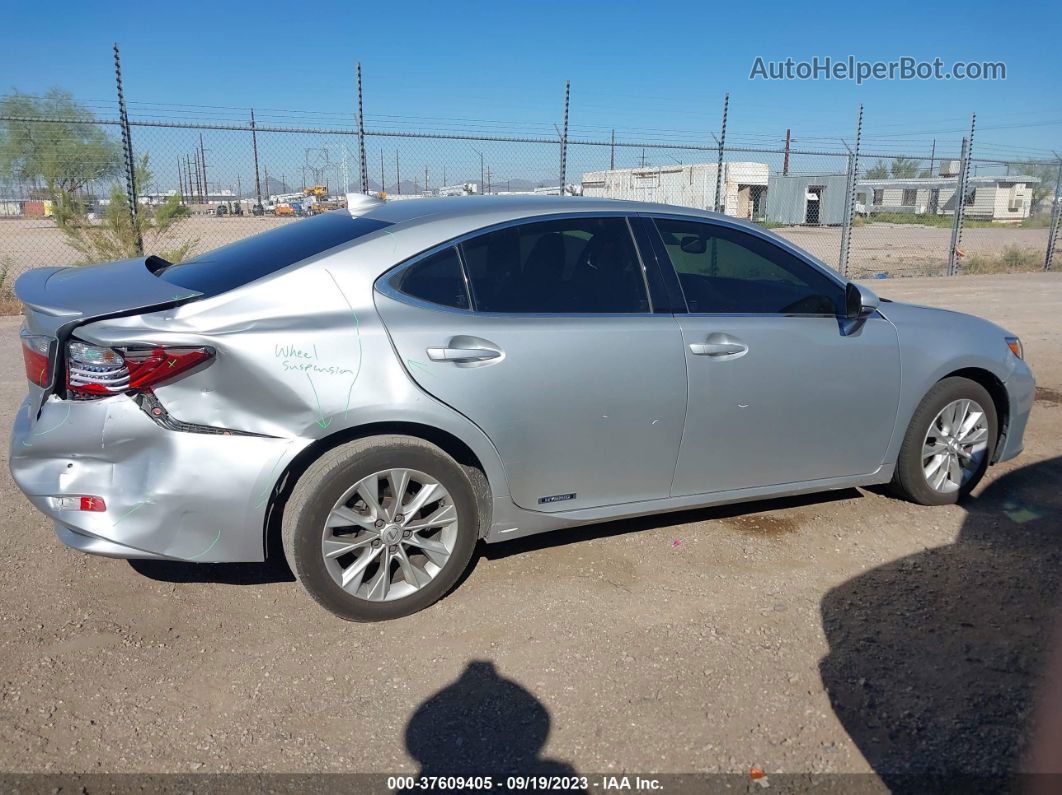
581,162,768,218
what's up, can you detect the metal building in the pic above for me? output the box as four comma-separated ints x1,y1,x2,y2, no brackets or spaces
765,173,850,225
581,162,768,219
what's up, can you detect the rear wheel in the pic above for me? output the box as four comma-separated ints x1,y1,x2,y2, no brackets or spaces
891,377,998,505
282,435,480,621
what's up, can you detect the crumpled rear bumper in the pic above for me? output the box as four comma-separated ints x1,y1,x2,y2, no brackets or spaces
9,394,306,562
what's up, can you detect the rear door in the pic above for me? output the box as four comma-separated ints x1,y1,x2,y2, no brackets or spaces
374,214,688,512
645,215,901,495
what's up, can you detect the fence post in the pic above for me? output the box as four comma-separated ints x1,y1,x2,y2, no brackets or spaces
559,81,570,195
356,62,369,194
1045,159,1062,271
947,138,968,276
947,114,976,276
838,104,863,278
112,43,142,255
713,92,729,214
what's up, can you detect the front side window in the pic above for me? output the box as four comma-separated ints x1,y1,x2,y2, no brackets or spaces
654,217,841,315
459,216,649,313
392,247,469,309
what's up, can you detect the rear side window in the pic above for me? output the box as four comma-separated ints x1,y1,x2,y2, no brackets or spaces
393,247,469,309
654,217,841,315
159,211,391,296
459,217,648,313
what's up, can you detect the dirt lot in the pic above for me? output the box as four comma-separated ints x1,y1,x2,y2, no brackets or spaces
0,273,1059,787
776,223,1052,277
0,215,297,277
0,215,1054,282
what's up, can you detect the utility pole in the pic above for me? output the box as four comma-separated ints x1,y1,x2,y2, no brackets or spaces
928,139,936,177
177,156,184,202
424,166,428,195
470,146,484,194
380,150,385,194
783,128,792,176
251,109,263,211
486,165,492,194
641,148,646,167
610,128,615,170
186,156,194,204
199,133,208,201
194,149,202,202
396,150,401,194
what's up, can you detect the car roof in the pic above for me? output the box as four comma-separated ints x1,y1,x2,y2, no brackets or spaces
358,195,733,226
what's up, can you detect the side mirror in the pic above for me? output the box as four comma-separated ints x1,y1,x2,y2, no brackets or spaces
845,282,880,320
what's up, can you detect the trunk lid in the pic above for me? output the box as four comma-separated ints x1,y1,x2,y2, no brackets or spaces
15,257,202,326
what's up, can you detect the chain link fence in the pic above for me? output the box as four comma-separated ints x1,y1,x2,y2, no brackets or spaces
2,97,1060,289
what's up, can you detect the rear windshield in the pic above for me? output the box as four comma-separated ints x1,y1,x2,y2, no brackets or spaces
158,211,391,296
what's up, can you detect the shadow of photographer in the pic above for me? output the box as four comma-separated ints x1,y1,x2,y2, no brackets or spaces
402,661,584,793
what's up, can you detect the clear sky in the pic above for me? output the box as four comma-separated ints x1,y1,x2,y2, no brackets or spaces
3,0,1059,191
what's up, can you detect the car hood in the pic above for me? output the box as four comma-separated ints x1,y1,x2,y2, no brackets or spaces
878,298,1015,338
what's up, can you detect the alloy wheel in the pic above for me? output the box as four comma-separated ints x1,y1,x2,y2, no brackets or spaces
320,468,458,601
921,398,990,494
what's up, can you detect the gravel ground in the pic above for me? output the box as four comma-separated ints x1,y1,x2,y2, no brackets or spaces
0,272,1059,786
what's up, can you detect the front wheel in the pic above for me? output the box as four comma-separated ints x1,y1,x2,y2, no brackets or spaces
891,377,998,506
282,435,481,621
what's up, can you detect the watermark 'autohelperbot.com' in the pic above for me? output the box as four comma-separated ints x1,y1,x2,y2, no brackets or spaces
749,55,1006,85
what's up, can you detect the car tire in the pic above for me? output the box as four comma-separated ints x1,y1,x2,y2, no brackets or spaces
282,434,481,621
891,377,998,506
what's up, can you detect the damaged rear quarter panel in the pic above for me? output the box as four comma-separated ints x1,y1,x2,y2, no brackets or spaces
65,233,510,559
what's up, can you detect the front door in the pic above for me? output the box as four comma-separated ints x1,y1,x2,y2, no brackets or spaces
648,216,901,496
375,215,688,512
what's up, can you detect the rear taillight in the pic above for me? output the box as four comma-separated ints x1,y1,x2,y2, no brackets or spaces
21,334,52,388
66,340,213,399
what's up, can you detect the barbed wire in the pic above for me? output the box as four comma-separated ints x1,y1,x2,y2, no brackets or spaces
0,114,1055,165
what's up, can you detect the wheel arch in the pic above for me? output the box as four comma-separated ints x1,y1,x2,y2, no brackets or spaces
940,366,1010,463
263,421,497,560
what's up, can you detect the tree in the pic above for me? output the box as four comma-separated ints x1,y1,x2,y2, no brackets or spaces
864,160,890,179
890,157,921,178
53,154,196,264
0,89,121,194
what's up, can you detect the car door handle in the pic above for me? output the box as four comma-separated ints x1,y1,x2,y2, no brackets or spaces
689,341,748,356
426,346,501,363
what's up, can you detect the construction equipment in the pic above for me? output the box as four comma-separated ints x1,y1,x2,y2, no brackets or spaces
303,185,343,215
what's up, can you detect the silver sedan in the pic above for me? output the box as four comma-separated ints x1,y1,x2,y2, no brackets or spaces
11,196,1035,620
